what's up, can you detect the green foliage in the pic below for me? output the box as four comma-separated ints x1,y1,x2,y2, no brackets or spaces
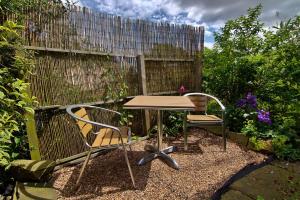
249,137,272,152
101,59,135,128
119,111,133,127
0,21,35,168
203,5,300,160
0,0,72,22
102,62,129,103
0,0,73,191
203,5,264,104
256,16,300,134
256,195,264,200
272,135,300,161
225,105,245,132
149,111,184,137
163,111,185,137
241,120,258,137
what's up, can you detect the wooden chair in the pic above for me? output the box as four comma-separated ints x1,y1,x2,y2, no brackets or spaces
183,93,226,151
66,105,135,188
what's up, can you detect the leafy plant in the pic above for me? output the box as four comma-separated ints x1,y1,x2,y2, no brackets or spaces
203,5,264,105
148,111,185,138
272,135,300,161
101,58,135,131
0,0,75,196
0,21,36,168
119,111,133,127
163,111,185,137
257,195,264,200
203,5,300,160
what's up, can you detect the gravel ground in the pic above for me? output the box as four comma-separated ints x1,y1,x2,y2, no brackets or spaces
51,128,266,200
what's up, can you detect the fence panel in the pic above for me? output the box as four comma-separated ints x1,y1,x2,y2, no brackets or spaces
16,4,204,160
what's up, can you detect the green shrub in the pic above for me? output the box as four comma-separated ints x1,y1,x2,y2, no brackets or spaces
203,5,300,160
272,135,300,161
148,111,184,137
0,21,36,168
164,111,185,137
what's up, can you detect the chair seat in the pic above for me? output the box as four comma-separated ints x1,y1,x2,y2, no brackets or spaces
187,114,222,123
92,127,128,147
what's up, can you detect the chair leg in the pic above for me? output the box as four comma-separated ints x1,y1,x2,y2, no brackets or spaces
222,123,226,151
122,145,136,188
76,149,92,186
128,144,134,160
128,144,133,152
183,115,188,151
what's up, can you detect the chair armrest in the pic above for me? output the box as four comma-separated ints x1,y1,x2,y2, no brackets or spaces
73,115,121,133
184,92,226,111
67,104,121,116
66,104,122,129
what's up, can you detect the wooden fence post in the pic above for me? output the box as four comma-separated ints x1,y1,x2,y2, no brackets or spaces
195,26,205,91
25,111,41,160
137,54,151,135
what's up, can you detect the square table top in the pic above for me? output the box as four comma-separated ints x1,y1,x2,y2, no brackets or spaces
123,96,196,110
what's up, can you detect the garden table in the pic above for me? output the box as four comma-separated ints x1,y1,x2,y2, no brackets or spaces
123,96,195,170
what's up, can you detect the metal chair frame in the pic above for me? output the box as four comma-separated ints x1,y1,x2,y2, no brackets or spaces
183,93,226,151
66,104,135,188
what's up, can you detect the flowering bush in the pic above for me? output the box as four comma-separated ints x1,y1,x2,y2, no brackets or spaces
203,5,300,160
257,110,271,125
235,92,273,139
236,92,257,109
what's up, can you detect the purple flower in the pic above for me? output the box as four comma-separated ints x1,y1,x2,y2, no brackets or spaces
178,85,186,95
236,99,247,107
236,92,257,108
246,92,257,108
258,110,272,125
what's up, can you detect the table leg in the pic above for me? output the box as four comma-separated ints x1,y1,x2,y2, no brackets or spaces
159,151,179,170
157,110,162,151
137,152,158,166
162,146,177,154
137,110,179,170
144,145,177,154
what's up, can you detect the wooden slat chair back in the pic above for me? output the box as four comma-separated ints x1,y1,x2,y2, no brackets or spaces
73,108,128,147
186,95,207,112
183,93,226,151
74,108,93,138
66,105,135,188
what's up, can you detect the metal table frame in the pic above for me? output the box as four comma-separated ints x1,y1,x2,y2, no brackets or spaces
124,97,195,170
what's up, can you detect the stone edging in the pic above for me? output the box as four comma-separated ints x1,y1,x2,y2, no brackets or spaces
211,156,275,200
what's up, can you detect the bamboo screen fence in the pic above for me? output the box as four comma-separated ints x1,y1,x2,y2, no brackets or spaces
18,4,204,160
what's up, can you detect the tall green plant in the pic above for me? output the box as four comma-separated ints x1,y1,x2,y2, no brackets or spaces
203,5,264,104
0,21,36,167
101,59,134,127
256,17,300,159
0,0,76,168
257,16,300,133
203,5,300,160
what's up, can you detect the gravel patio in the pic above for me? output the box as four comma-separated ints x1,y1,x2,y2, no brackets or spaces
51,128,266,200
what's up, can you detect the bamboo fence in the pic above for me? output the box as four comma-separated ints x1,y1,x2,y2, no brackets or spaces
15,4,204,160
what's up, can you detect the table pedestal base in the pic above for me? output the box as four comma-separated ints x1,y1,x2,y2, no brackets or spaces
137,145,179,170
